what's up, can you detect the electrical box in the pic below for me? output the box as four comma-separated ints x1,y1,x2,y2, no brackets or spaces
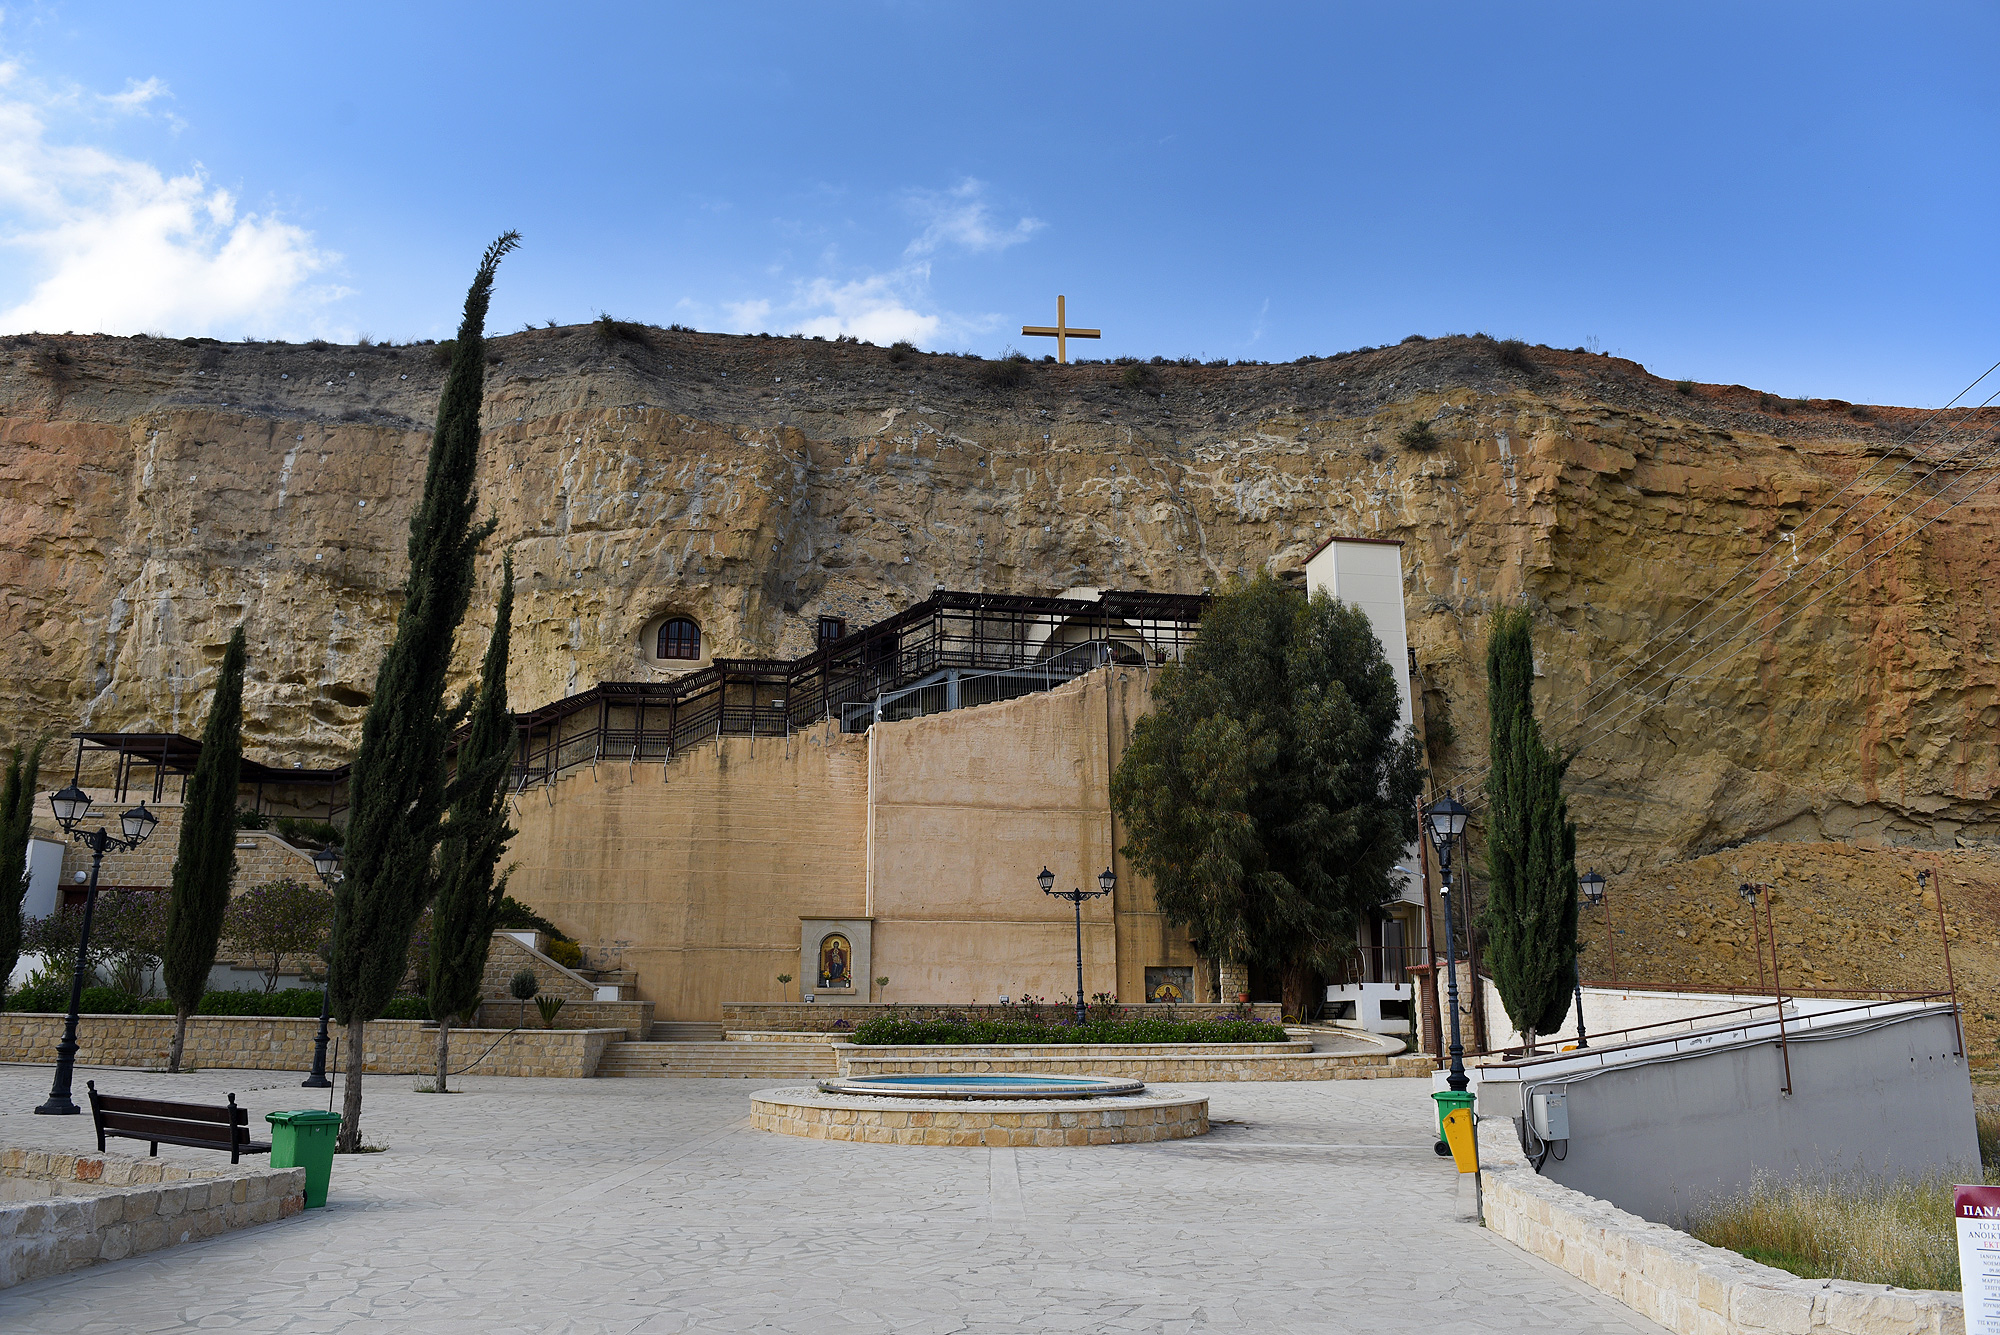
1530,1087,1570,1141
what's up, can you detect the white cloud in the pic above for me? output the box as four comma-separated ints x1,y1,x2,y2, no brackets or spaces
904,179,1042,258
0,65,343,337
708,179,1036,348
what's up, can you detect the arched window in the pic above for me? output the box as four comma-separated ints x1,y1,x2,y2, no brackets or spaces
657,617,701,660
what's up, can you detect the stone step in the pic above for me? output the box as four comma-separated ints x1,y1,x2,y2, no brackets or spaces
649,1021,725,1042
597,1040,835,1078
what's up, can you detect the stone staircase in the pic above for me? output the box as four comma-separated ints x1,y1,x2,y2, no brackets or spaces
648,1021,725,1042
596,1038,837,1079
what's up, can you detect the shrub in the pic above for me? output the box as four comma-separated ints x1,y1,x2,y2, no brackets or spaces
1401,334,1427,345
223,878,335,992
980,354,1030,388
848,1015,1287,1045
1675,379,1695,395
198,987,327,1017
887,339,918,364
1397,420,1440,451
594,315,653,347
430,339,457,367
235,807,269,830
495,896,569,941
535,995,566,1028
509,968,539,1001
546,938,583,969
75,986,144,1013
1495,339,1536,373
380,995,431,1020
1850,404,1876,421
1121,363,1158,392
274,816,341,848
668,322,693,333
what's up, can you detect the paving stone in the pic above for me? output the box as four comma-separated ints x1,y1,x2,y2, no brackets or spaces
0,1065,1667,1332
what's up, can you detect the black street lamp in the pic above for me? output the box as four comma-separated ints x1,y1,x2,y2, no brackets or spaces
301,844,343,1089
1040,865,1114,1025
1570,869,1607,1051
1424,795,1471,1095
36,783,159,1115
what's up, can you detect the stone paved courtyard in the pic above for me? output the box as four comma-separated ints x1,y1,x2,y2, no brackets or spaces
0,1064,1667,1333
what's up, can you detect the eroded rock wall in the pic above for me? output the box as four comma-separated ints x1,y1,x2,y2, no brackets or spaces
3,329,1995,869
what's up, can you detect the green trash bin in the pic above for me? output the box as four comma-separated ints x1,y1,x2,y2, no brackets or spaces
1432,1088,1475,1140
266,1110,342,1209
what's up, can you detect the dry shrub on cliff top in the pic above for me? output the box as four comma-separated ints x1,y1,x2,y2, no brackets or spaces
887,339,918,364
1495,339,1536,373
594,315,653,348
981,353,1031,388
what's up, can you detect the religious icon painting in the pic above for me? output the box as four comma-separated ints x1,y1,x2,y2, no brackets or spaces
1145,966,1193,1004
818,934,852,990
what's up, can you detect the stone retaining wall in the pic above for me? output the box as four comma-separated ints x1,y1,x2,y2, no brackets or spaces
723,1001,1282,1032
750,1088,1210,1147
837,1049,1433,1082
1,1143,306,1289
833,1039,1310,1059
474,999,654,1039
1475,1117,1964,1334
0,1014,621,1078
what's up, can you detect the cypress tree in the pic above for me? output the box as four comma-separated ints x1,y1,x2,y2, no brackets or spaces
0,737,48,1002
427,555,517,1093
162,627,248,1071
329,232,517,1150
1482,606,1580,1054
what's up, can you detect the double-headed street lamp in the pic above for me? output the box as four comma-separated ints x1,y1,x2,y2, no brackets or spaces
301,844,343,1089
1424,795,1471,1094
1039,865,1115,1025
36,783,159,1116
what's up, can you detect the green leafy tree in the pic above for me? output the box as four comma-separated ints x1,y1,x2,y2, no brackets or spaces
222,878,335,992
163,627,247,1072
427,556,517,1092
1481,606,1579,1054
1112,575,1423,1018
0,738,47,1002
328,231,517,1151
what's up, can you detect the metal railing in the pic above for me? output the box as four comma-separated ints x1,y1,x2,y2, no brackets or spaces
507,589,1205,791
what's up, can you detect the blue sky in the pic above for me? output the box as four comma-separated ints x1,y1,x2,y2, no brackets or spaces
1,3,1995,405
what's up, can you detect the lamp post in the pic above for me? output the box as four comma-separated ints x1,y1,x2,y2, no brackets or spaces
1040,865,1114,1025
1575,869,1606,1050
1425,795,1470,1094
36,783,159,1115
301,844,342,1089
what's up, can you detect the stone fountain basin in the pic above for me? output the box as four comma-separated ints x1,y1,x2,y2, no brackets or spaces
816,1073,1145,1100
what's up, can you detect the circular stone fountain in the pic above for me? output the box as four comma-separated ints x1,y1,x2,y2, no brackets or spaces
752,1072,1208,1147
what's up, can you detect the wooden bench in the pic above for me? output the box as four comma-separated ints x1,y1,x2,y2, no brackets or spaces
85,1081,271,1164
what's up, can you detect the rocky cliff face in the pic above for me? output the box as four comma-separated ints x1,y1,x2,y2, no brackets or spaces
3,328,1995,871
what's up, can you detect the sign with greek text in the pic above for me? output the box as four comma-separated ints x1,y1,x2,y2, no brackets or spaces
1958,1184,2000,1334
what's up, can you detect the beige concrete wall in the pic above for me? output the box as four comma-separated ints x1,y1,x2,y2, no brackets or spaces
503,669,1199,1022
505,728,871,1023
864,669,1198,1010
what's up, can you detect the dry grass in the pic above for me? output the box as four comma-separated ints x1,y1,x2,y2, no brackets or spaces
1688,1107,2000,1291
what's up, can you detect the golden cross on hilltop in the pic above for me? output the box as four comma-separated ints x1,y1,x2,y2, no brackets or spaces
1021,295,1100,365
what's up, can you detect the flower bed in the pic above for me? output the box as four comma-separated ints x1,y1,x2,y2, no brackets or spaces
849,1015,1287,1046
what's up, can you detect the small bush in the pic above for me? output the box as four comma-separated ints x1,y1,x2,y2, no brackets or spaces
80,986,144,1014
235,807,270,830
667,322,693,333
274,816,341,848
1675,379,1696,395
1121,362,1158,391
535,995,566,1028
546,938,583,969
594,315,653,347
980,354,1030,388
1397,420,1440,451
496,896,571,942
1495,339,1536,373
509,968,539,1002
430,339,457,367
198,987,327,1017
1849,405,1876,421
1401,333,1428,344
887,339,918,364
380,995,431,1021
